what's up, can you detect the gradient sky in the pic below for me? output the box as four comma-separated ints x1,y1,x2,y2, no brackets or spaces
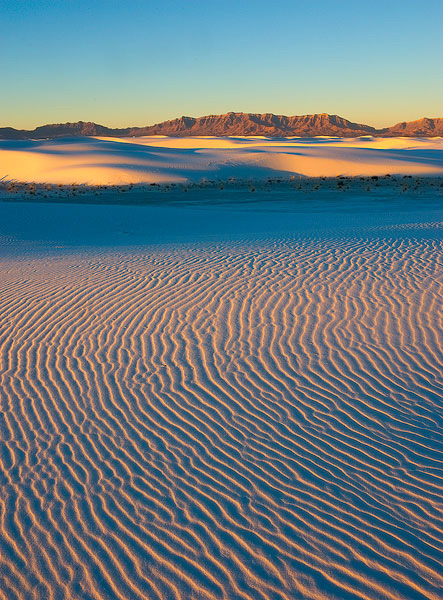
1,0,442,129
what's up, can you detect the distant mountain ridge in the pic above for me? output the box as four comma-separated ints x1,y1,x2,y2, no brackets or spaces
1,113,443,139
130,113,378,137
0,122,129,140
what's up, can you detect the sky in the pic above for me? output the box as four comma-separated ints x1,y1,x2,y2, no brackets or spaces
1,0,442,129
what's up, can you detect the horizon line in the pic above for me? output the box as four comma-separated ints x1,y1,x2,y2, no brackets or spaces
2,112,443,132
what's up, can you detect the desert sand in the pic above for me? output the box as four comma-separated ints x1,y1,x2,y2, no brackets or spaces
1,135,443,185
0,178,442,599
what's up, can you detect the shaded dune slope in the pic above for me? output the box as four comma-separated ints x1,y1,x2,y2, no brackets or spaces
1,136,443,185
1,226,443,599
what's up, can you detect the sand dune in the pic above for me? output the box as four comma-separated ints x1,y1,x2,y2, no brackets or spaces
0,135,442,184
0,195,442,599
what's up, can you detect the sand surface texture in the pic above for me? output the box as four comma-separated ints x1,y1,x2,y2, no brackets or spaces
0,191,443,599
1,135,443,184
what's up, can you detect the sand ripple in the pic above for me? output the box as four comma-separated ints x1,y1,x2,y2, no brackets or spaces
1,228,443,599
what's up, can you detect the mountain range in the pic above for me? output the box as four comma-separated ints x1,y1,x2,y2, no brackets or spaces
1,113,442,139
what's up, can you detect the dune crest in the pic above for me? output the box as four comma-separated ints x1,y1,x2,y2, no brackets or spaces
0,136,442,184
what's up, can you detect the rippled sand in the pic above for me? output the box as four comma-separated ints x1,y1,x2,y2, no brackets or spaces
0,193,442,599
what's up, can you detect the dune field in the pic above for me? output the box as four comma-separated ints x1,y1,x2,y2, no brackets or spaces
1,135,443,185
0,144,443,600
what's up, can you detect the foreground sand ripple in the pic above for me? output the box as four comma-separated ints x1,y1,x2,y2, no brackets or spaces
1,227,443,599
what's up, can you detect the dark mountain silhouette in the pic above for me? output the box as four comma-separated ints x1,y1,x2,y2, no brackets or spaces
0,121,130,140
1,114,442,140
383,117,443,137
127,113,377,137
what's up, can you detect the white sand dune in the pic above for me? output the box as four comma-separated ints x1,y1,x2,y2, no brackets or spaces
0,135,443,184
0,193,442,600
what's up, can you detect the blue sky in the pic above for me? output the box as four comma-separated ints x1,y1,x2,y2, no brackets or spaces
1,0,442,128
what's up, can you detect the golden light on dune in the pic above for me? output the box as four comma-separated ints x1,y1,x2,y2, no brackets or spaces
0,136,442,185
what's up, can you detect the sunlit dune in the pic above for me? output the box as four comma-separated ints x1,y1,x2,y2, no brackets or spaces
0,191,442,599
0,135,442,184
